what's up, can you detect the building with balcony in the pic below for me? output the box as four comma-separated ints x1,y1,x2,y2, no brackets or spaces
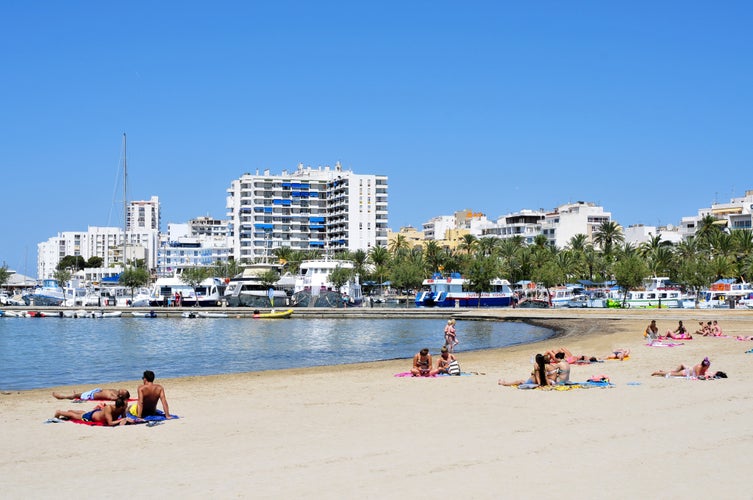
226,162,388,263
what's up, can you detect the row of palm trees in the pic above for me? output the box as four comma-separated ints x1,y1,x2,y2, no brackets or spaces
256,217,753,299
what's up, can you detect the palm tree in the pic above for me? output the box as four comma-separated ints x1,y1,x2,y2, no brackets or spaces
422,240,445,274
389,233,410,258
592,221,624,256
695,214,723,244
477,236,500,257
458,234,478,255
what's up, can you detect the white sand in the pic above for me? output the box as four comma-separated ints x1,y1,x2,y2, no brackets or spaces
2,309,752,499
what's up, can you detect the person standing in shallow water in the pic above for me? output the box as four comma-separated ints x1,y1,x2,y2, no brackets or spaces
444,319,458,352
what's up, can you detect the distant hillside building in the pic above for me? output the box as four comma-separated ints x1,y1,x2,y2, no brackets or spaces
226,162,388,263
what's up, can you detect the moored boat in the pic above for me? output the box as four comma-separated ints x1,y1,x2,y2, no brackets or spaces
252,309,293,319
415,273,513,308
290,259,362,308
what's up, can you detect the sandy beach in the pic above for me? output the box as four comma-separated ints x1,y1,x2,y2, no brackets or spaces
2,309,752,499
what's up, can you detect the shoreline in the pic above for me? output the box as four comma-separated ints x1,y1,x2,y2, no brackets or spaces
3,308,752,395
2,309,753,497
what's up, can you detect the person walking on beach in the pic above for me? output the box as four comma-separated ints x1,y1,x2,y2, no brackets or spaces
54,396,131,426
129,370,173,419
53,388,130,401
411,348,435,377
444,319,458,352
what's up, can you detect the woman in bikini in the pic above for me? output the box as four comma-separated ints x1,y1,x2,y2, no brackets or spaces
53,397,131,426
498,354,550,386
411,348,435,377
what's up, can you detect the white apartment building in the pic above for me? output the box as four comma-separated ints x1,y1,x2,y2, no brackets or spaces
623,224,683,246
422,215,455,241
36,197,161,279
422,210,491,240
483,209,547,245
679,190,753,238
541,201,612,249
226,162,388,263
155,221,232,277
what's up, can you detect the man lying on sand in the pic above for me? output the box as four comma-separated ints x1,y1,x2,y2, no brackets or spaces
54,397,131,426
53,388,130,401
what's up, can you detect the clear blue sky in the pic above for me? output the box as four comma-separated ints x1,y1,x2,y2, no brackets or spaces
2,1,752,276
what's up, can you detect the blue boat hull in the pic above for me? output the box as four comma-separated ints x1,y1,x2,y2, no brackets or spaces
415,294,512,308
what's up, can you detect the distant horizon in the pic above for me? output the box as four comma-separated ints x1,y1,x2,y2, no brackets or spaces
2,2,751,274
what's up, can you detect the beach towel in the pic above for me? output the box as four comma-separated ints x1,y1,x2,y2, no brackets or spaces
47,410,178,426
394,371,473,378
646,341,684,347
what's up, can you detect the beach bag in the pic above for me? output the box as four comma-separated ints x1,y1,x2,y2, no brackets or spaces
447,360,461,376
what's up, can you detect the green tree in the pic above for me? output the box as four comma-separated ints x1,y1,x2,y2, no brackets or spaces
531,260,564,305
329,266,353,291
675,254,715,308
212,259,242,280
389,256,424,305
119,267,150,300
593,221,624,257
180,267,211,304
465,255,498,307
57,255,86,271
612,255,650,307
86,256,104,268
0,264,10,288
53,269,71,287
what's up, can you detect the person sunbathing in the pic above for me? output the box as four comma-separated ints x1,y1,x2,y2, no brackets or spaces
53,388,130,401
53,397,131,426
665,320,692,339
498,354,550,386
652,357,710,378
545,347,599,364
604,348,630,361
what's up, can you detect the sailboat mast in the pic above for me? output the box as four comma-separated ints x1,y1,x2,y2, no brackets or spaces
122,133,128,270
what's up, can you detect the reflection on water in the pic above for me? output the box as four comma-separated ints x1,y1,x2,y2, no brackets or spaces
0,317,553,390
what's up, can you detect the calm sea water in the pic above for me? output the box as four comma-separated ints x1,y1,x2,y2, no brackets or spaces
0,317,553,390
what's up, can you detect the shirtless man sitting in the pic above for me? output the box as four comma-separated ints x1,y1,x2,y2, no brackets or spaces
54,396,131,426
53,388,130,401
129,370,172,419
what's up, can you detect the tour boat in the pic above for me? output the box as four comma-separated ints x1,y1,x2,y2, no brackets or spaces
415,273,513,308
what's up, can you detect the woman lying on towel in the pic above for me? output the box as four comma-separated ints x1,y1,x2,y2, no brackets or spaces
53,396,131,426
498,354,550,387
651,357,710,378
545,347,599,364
